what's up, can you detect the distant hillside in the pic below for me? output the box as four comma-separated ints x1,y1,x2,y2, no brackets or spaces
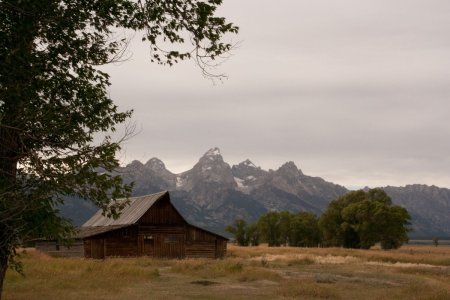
60,148,450,238
383,185,450,238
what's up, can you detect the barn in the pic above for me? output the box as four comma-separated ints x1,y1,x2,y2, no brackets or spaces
79,191,228,259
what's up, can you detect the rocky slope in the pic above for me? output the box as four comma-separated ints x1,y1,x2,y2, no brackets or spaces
383,185,450,238
62,148,450,238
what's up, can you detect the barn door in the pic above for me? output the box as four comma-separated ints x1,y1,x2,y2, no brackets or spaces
167,234,185,259
91,239,105,259
153,234,184,258
144,235,154,256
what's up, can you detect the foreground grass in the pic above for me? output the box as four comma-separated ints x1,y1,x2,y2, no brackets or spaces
4,245,450,299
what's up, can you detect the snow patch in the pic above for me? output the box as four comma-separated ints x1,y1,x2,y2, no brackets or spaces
202,165,212,172
205,147,221,156
246,175,256,181
176,176,184,188
234,177,246,188
241,159,257,168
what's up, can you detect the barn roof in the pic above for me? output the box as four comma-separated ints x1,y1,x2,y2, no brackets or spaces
82,191,167,227
77,225,130,239
80,191,229,240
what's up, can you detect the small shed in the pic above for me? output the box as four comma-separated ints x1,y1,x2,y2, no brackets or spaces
35,239,84,257
80,191,228,259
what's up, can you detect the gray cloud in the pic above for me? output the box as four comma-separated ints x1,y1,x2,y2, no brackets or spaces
104,0,450,188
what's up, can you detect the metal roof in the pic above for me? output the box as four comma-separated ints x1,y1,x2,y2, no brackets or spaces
80,190,229,240
76,225,131,239
82,191,168,227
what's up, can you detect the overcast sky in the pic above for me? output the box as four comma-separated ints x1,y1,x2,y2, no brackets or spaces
103,0,450,189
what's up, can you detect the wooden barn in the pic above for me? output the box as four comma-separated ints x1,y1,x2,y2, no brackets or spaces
79,191,228,259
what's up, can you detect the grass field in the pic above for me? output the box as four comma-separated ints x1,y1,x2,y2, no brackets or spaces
4,245,450,299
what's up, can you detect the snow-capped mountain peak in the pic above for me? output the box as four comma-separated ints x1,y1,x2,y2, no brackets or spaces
205,147,221,157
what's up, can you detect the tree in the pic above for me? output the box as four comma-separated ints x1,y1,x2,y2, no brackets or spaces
226,219,249,246
319,189,410,249
258,211,282,247
432,237,440,247
319,190,366,247
278,211,292,246
290,212,321,247
0,0,238,296
246,222,260,246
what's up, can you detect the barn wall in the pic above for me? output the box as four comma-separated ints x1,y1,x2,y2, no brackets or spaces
84,240,92,258
185,226,228,259
36,240,84,257
138,226,185,258
138,195,185,225
185,241,216,258
216,240,227,258
104,228,138,257
84,226,139,258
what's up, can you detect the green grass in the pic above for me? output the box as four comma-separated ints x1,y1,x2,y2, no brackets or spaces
4,245,450,299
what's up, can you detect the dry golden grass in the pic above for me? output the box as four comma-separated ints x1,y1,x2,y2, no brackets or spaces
4,245,450,300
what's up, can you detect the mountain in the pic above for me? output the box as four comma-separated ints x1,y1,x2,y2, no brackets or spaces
61,147,450,238
383,185,450,238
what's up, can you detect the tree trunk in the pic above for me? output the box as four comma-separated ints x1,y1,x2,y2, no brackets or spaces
0,125,19,300
0,253,7,300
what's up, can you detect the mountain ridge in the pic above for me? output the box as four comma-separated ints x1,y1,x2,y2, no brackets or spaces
62,148,450,238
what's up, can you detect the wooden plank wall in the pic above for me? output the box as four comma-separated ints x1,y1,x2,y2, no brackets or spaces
215,240,227,258
138,226,185,258
185,240,216,258
36,240,84,257
84,240,92,258
139,196,185,225
104,226,138,257
185,226,227,259
84,226,139,258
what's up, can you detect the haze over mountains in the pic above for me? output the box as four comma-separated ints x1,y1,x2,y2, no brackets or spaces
62,148,450,238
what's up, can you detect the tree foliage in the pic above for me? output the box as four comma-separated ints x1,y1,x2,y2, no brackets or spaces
319,189,410,249
258,211,282,247
227,211,321,248
0,0,237,296
290,212,321,247
225,219,249,246
228,189,410,251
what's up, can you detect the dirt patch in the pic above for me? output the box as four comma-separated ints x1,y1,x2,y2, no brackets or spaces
365,261,448,269
252,253,362,265
190,280,220,286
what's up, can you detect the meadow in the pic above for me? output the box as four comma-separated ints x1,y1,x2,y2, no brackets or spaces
4,244,450,299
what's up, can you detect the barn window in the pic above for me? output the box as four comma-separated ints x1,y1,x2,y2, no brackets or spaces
164,235,179,244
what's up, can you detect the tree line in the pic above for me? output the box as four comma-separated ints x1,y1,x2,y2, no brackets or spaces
226,188,411,250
